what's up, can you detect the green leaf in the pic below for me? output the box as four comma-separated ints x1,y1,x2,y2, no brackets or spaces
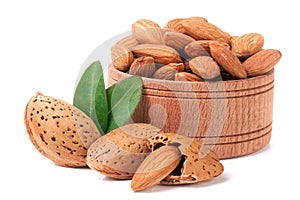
73,61,108,134
106,76,143,133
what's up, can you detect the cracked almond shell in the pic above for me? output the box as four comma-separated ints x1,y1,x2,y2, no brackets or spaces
148,133,223,185
87,123,162,179
24,92,101,167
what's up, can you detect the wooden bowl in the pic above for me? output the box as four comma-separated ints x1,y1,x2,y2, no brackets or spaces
108,66,274,159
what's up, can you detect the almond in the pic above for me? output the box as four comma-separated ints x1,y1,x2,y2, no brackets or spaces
87,123,162,179
184,41,210,58
153,65,178,80
164,31,196,53
24,92,101,167
165,17,208,34
167,62,185,72
175,72,203,82
242,49,282,77
129,56,156,78
185,16,208,23
210,43,247,79
116,35,139,50
231,33,264,57
165,18,185,33
185,40,230,57
148,133,219,160
132,19,164,45
162,151,224,185
132,44,182,65
131,145,181,191
111,44,134,72
189,56,221,79
230,35,238,41
148,133,224,185
181,20,230,43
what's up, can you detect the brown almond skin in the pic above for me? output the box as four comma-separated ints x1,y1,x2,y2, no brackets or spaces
129,56,156,78
189,56,221,79
111,44,134,72
166,18,186,33
243,49,281,77
116,35,139,50
164,31,196,53
184,41,210,58
132,44,182,65
210,43,247,79
131,145,181,191
24,92,101,167
175,72,203,82
132,19,164,45
153,65,178,80
165,17,208,34
185,40,230,58
185,16,208,23
167,62,185,72
182,20,230,43
231,33,264,58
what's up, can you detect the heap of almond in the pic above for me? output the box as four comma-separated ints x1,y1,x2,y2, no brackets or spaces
112,17,281,81
25,93,224,192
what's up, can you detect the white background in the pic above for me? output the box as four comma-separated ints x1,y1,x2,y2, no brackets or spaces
0,0,299,199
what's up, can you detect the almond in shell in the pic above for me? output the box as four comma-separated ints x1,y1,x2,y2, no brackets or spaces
242,49,281,77
148,133,223,185
131,145,181,191
87,123,162,179
148,133,218,160
24,92,101,167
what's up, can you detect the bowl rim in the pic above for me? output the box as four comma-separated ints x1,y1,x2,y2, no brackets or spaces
108,65,274,93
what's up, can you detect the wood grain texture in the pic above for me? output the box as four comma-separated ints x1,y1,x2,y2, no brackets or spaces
108,66,274,159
